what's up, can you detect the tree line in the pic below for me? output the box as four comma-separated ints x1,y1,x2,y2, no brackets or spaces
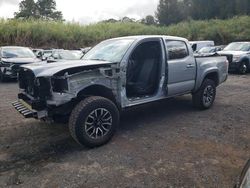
15,0,63,21
156,0,250,25
14,0,250,25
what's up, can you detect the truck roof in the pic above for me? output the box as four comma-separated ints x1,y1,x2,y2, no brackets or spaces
106,35,188,42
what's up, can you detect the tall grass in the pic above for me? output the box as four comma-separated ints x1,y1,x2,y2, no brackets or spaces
0,16,249,49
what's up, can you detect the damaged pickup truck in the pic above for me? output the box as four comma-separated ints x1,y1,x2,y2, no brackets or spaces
13,36,228,147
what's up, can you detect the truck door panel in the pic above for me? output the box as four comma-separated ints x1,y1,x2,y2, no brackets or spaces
165,40,196,96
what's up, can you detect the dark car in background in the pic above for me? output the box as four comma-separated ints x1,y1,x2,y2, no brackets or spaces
0,46,40,82
218,42,250,74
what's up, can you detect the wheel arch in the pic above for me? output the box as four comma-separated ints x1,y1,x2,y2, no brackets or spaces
203,71,219,86
241,57,250,67
76,84,119,108
195,69,219,92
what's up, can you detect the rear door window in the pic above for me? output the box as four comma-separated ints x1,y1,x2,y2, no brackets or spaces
165,40,189,60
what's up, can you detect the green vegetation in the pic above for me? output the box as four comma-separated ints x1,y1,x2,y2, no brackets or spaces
0,16,249,49
156,0,250,25
15,0,63,21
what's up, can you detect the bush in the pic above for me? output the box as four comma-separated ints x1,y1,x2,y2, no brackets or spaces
0,16,249,48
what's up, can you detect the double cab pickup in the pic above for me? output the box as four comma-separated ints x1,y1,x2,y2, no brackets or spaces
13,36,228,147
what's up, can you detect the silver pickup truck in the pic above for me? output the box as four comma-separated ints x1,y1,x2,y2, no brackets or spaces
13,35,228,147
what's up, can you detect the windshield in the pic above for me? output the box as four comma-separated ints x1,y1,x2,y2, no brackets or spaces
199,47,215,53
223,43,250,52
2,47,35,58
83,39,135,63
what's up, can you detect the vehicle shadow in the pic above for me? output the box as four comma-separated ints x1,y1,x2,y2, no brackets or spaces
1,96,195,174
119,96,194,131
228,71,250,75
0,78,18,83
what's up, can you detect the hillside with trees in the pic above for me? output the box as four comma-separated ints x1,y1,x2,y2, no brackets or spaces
0,16,249,49
156,0,250,25
0,0,249,48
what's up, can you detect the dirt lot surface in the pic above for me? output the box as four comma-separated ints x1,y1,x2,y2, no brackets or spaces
0,74,249,188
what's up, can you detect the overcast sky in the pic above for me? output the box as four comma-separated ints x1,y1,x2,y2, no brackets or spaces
0,0,159,24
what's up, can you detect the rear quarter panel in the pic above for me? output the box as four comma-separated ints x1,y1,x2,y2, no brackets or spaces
194,56,228,92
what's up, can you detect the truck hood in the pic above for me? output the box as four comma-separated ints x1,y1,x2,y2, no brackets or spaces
21,60,116,77
2,57,41,64
218,51,248,56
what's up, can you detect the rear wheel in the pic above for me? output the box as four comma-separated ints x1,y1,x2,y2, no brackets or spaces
192,79,216,110
69,96,119,147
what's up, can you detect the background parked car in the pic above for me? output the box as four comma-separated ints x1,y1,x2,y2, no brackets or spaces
197,45,225,55
49,50,81,61
35,49,80,62
190,40,215,52
70,50,84,59
218,42,250,74
0,46,40,82
80,47,92,55
35,49,59,60
32,48,43,57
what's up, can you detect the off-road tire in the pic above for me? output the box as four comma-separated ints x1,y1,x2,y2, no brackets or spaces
192,79,216,110
69,96,119,148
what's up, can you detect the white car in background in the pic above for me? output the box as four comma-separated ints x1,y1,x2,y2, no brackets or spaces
190,40,215,52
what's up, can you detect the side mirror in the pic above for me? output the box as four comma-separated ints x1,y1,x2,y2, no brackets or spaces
236,160,250,188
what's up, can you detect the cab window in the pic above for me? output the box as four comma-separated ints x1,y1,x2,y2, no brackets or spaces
166,40,189,60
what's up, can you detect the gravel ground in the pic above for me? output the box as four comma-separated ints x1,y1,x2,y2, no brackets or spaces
0,74,249,188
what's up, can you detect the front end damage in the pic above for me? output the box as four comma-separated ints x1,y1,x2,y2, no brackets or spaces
13,62,120,120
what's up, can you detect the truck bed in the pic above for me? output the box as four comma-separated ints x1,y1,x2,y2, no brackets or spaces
194,54,228,91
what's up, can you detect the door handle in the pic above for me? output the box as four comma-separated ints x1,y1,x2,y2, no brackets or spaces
187,64,195,68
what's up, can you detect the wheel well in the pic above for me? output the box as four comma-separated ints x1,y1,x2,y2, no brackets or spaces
77,85,117,105
242,58,250,67
204,72,219,86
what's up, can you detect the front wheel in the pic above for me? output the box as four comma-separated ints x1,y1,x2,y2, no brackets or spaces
192,79,216,110
238,61,248,74
0,69,6,82
69,96,119,147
